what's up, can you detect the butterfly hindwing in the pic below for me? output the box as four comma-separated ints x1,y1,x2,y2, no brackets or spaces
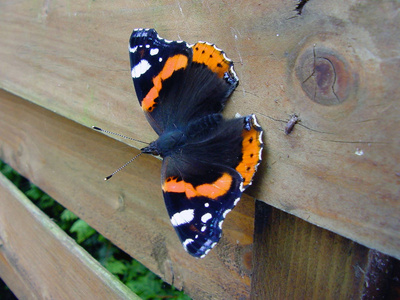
161,157,243,258
160,115,263,257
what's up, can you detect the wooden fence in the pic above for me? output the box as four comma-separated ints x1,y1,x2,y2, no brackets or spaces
0,0,399,299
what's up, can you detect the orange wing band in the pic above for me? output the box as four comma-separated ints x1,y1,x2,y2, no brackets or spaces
192,43,231,78
142,54,188,112
236,125,262,187
163,173,233,199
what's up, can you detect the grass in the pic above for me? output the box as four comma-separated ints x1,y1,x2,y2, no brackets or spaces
0,160,190,300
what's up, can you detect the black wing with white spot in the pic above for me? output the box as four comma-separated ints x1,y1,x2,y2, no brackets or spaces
129,28,238,135
129,29,191,134
161,156,243,258
158,116,262,258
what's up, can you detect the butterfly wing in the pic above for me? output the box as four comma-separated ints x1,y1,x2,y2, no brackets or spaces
161,115,263,257
129,28,192,135
162,157,243,257
168,41,239,129
129,29,238,135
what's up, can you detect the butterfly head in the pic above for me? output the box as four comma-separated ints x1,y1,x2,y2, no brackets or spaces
141,142,160,156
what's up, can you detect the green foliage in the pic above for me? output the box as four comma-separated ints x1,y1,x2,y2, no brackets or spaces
69,219,96,243
123,259,191,299
0,160,190,300
60,209,78,222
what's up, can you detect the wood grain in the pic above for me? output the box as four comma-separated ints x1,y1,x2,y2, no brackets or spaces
251,201,400,299
0,0,398,259
0,172,139,300
0,89,254,299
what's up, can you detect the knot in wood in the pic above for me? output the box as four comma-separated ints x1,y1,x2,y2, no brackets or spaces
296,47,354,106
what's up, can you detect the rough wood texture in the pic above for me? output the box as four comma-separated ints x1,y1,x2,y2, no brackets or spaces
0,0,398,260
0,172,139,300
0,89,254,299
251,201,400,300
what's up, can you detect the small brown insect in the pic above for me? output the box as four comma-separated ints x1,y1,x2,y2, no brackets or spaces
285,114,299,135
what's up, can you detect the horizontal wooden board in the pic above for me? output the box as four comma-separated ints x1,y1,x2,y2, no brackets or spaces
0,0,398,260
0,172,139,300
0,89,254,299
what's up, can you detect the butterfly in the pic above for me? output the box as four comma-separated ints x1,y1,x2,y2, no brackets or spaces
129,28,263,258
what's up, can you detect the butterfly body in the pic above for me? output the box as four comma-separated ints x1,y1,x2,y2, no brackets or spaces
130,28,263,258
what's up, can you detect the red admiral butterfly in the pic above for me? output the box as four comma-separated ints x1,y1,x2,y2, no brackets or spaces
129,28,263,258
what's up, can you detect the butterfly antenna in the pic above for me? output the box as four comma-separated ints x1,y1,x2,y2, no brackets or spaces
92,126,148,145
104,152,142,181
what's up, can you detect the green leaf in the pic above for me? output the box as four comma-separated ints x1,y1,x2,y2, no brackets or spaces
105,258,127,275
69,219,96,243
0,162,15,180
25,185,44,200
60,209,78,222
37,194,55,209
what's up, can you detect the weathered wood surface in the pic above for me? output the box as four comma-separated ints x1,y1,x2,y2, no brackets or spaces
0,0,398,259
0,90,254,299
0,172,139,300
251,201,400,299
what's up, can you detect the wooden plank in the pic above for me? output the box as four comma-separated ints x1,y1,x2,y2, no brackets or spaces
0,89,254,299
0,0,398,259
361,250,400,299
0,172,139,300
251,201,400,299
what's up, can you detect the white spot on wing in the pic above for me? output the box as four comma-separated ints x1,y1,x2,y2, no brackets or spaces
252,114,261,128
150,48,159,56
234,197,240,206
222,209,231,219
182,238,194,251
170,209,194,226
131,59,151,78
200,248,211,258
239,181,245,192
258,130,263,144
201,213,212,223
204,203,209,207
129,46,138,53
218,220,224,229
